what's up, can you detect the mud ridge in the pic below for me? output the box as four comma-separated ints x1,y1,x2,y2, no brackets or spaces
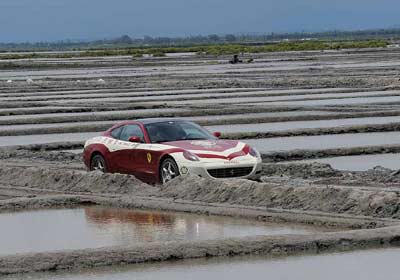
1,167,400,219
262,144,400,162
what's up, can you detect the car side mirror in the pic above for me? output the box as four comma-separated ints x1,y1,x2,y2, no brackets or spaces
128,136,141,143
213,132,221,138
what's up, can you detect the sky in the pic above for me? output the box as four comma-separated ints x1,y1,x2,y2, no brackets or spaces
0,0,400,42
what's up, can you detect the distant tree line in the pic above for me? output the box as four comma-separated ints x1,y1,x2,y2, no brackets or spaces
1,28,400,52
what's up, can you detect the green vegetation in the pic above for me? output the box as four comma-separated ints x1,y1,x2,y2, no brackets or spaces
193,40,388,55
0,40,388,60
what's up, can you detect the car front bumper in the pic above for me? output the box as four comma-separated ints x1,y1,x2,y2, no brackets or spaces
176,157,263,180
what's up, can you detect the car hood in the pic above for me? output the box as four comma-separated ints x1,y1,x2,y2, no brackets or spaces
162,139,244,153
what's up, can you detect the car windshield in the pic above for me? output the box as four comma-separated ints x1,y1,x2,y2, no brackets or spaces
145,120,216,143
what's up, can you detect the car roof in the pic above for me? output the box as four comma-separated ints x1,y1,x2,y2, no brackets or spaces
135,118,187,125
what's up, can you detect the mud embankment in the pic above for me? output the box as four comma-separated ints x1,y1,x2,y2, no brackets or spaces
1,167,400,220
262,144,400,162
0,144,83,163
161,175,400,219
0,167,152,196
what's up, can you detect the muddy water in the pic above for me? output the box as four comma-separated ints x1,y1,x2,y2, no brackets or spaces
7,248,400,280
249,95,400,106
207,116,400,133
0,207,322,256
0,106,83,113
244,131,400,152
0,121,116,131
292,153,400,171
22,89,381,104
0,110,334,123
2,89,277,102
59,91,396,105
0,132,98,147
0,108,187,121
0,87,258,98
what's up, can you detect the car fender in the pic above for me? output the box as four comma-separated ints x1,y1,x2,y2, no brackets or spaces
152,148,185,180
83,143,112,171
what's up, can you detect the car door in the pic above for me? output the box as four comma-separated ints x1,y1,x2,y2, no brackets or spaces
116,124,146,175
105,125,126,173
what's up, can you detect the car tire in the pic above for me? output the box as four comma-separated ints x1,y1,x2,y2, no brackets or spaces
160,158,180,184
90,154,107,173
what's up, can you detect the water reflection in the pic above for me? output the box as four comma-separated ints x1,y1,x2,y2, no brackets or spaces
84,207,228,242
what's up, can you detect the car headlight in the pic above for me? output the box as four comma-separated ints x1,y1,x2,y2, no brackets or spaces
249,147,259,158
183,150,200,161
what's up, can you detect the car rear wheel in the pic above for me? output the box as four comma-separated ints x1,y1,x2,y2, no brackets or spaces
160,158,180,184
90,154,107,173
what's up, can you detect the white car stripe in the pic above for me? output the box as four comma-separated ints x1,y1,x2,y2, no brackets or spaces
85,136,245,156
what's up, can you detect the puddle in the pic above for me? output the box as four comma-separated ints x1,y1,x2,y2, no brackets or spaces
0,132,98,147
249,95,400,107
0,121,116,131
71,91,395,105
0,106,82,113
187,111,335,120
0,206,323,256
207,116,400,134
0,108,187,121
0,88,258,98
7,248,400,280
290,153,400,171
17,89,372,104
244,131,400,152
2,90,278,103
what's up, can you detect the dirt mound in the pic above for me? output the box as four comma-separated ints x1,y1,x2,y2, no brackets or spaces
1,166,400,219
0,167,155,195
0,149,82,163
161,175,400,219
262,162,339,178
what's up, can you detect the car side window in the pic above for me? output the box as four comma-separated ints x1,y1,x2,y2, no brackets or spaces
119,124,145,142
111,126,123,139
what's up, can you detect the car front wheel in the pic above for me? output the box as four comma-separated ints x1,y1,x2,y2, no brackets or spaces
90,154,107,173
160,158,180,184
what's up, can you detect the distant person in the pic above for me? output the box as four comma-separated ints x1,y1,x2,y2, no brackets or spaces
229,54,242,64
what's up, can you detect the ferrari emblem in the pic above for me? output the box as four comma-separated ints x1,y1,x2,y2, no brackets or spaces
147,153,152,164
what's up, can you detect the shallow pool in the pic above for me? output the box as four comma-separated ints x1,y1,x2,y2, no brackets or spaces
0,206,323,256
7,248,400,280
289,153,400,171
207,116,400,134
244,131,400,152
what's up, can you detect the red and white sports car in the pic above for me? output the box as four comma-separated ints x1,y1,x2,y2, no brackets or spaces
83,118,262,184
